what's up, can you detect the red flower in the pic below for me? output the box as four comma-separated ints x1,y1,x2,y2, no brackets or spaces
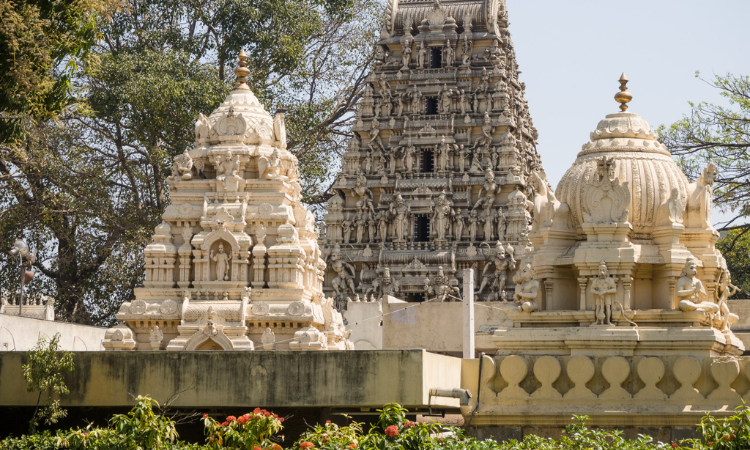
326,420,331,424
348,444,356,449
300,442,315,449
271,445,282,450
264,411,271,417
273,413,278,419
724,435,730,440
202,413,209,419
384,425,399,438
404,421,415,428
220,421,229,427
226,415,237,422
671,444,678,448
254,446,261,450
708,442,713,446
730,434,736,439
254,408,262,414
238,414,249,424
279,417,285,423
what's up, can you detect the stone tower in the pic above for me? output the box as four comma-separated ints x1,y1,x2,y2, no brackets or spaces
323,0,543,309
103,52,351,351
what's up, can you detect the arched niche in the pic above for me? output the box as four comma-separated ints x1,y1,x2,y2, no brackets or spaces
209,239,233,281
185,330,233,351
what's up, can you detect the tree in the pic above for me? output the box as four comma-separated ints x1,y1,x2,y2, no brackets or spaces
659,73,750,231
0,0,108,142
659,73,750,297
0,0,379,325
23,333,74,434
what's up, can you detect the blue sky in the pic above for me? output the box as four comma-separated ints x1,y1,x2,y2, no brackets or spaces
507,0,750,228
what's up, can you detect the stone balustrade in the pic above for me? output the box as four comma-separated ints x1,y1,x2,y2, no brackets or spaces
462,354,750,427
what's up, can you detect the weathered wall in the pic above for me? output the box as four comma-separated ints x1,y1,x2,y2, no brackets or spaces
728,299,750,350
0,314,107,351
382,301,513,354
0,350,461,410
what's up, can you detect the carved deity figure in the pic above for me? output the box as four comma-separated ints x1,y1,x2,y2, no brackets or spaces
716,268,740,331
177,149,193,180
686,163,718,230
431,193,451,241
149,325,163,345
677,258,719,314
417,42,427,69
440,84,453,113
477,241,516,301
210,242,231,281
457,144,469,173
467,209,478,242
390,194,411,241
582,156,630,223
395,94,404,117
458,90,467,114
496,207,506,240
480,204,494,242
437,137,451,171
530,171,561,231
473,168,498,209
216,151,241,190
426,266,460,302
444,41,455,67
452,208,464,241
377,210,388,242
461,33,472,57
195,113,211,141
341,214,353,244
591,261,617,325
368,119,384,152
355,211,366,243
259,148,288,182
376,268,400,302
513,261,539,312
412,88,423,114
328,245,357,310
367,212,377,243
403,139,417,172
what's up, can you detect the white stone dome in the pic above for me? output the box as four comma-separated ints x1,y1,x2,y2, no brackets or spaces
555,110,690,238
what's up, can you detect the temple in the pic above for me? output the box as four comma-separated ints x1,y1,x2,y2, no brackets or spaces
322,0,543,314
102,52,352,351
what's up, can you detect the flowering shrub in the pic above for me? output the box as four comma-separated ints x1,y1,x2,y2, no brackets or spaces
4,399,750,449
203,408,284,450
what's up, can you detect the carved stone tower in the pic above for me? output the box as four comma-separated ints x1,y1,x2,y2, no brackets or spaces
323,0,542,309
103,52,352,351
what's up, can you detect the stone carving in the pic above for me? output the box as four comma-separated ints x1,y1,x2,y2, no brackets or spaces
666,187,684,224
104,52,350,351
328,244,357,311
149,325,163,349
715,268,740,331
582,157,630,223
425,266,459,302
686,163,718,230
322,0,543,310
261,327,275,349
677,258,719,314
477,242,516,301
591,261,617,325
513,260,539,312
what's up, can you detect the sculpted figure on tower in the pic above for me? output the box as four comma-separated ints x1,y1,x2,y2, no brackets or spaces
323,0,543,307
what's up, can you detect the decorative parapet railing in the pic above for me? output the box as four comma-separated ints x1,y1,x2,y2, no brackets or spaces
461,354,750,427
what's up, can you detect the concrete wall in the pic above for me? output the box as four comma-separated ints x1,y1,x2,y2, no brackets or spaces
0,314,107,351
344,301,383,350
381,301,514,355
0,350,462,410
728,299,750,351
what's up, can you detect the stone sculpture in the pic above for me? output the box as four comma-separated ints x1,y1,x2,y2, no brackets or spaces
322,0,543,306
677,258,719,314
513,260,539,312
103,52,351,351
591,261,617,325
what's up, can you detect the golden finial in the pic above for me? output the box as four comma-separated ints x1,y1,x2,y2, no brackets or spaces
233,49,250,91
614,72,632,112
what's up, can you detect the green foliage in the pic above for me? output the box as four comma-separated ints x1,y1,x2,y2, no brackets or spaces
717,229,750,297
658,73,750,228
13,401,750,449
202,408,284,449
0,0,379,325
59,396,181,449
0,0,106,141
22,333,74,433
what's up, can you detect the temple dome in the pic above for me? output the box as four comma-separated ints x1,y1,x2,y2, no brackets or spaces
555,83,689,238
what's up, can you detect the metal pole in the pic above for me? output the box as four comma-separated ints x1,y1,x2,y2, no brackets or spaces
463,268,475,359
18,253,23,317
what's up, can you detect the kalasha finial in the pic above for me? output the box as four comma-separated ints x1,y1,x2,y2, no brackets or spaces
233,49,250,91
614,72,632,112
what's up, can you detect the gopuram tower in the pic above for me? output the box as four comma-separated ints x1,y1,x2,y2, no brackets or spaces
323,0,543,309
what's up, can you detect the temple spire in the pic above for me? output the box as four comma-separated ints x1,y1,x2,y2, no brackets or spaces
615,72,632,112
233,49,251,91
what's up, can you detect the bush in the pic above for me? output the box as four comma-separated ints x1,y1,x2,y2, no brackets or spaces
4,397,750,449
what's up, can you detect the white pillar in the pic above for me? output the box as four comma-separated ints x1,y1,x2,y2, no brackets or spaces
463,268,475,359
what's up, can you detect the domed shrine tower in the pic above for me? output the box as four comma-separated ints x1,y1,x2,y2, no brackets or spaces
322,0,543,310
494,75,743,357
103,53,352,351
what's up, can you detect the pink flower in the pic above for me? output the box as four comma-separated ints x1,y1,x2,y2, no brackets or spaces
300,442,315,449
384,425,399,438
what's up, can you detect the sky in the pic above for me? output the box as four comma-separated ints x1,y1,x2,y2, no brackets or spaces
506,0,750,228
